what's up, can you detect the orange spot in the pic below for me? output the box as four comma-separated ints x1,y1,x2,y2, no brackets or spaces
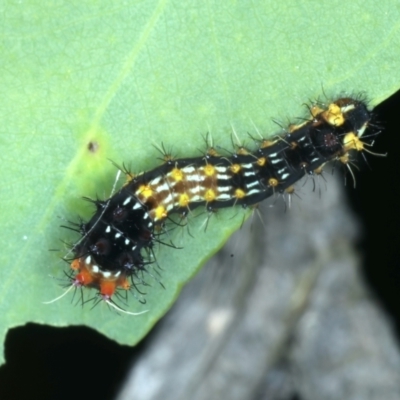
75,269,94,286
100,280,117,298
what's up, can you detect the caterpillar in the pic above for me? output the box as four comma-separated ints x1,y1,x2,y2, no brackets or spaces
52,96,380,313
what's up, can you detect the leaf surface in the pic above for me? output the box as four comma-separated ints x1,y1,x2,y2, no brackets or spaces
1,0,399,364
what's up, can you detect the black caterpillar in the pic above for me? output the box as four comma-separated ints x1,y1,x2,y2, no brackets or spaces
54,97,380,312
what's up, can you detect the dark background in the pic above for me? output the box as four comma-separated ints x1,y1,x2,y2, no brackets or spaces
1,91,399,400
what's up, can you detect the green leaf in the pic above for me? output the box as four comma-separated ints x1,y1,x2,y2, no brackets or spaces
1,0,399,364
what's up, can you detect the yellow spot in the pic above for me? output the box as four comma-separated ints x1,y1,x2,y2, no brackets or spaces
300,161,308,170
314,165,324,175
204,164,215,176
343,132,364,152
179,193,190,207
171,168,184,181
71,259,81,271
289,121,307,133
207,147,219,157
120,279,131,291
237,147,249,155
260,139,276,148
163,154,174,163
257,157,266,166
311,105,324,118
268,178,279,187
323,103,344,126
204,189,216,202
235,188,246,198
286,186,295,194
138,184,153,199
230,164,241,173
124,172,136,184
339,153,350,165
155,205,168,220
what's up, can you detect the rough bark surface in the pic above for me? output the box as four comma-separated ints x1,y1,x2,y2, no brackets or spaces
117,174,400,400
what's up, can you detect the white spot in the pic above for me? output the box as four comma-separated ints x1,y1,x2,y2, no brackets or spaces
167,204,174,211
132,245,137,251
150,176,162,186
246,180,260,188
123,196,131,205
133,203,142,210
281,173,290,180
358,124,367,137
115,233,121,238
191,195,202,202
92,265,100,273
163,193,173,204
101,271,112,278
216,193,231,200
85,256,91,265
215,166,228,173
181,166,196,174
190,186,200,194
22,235,28,240
186,174,203,182
125,239,130,245
114,271,121,278
155,183,170,193
217,174,230,180
106,225,111,233
243,171,256,177
217,186,231,192
240,163,253,169
270,158,282,165
341,104,355,113
167,179,178,188
247,188,262,196
269,152,277,157
143,212,149,220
